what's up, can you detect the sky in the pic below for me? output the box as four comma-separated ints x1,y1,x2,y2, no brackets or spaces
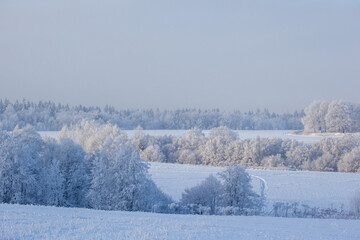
0,0,359,113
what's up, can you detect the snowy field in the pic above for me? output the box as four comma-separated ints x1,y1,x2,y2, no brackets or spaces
149,162,360,209
39,129,336,144
1,204,360,240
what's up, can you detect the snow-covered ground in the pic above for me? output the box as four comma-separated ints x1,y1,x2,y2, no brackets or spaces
149,162,360,209
1,204,359,240
39,129,337,144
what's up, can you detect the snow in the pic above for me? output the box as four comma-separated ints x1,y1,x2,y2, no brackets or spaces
39,129,336,144
1,204,359,240
149,162,360,209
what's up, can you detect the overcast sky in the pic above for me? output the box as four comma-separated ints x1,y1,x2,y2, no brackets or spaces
0,0,359,113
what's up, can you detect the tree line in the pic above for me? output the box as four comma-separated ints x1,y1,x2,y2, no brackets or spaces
0,99,303,131
110,125,359,173
59,121,360,173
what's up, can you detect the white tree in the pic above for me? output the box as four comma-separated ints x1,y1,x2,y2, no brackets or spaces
56,138,90,207
178,128,205,150
131,125,150,151
88,138,170,211
313,152,336,172
219,165,261,211
261,154,284,168
337,146,360,172
0,130,15,203
59,120,126,153
302,101,328,133
325,101,352,133
285,142,311,169
208,126,237,142
181,174,222,214
199,126,237,165
10,126,44,204
241,137,263,167
38,138,65,206
140,145,166,162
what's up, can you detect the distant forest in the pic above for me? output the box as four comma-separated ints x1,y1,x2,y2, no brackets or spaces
0,99,304,131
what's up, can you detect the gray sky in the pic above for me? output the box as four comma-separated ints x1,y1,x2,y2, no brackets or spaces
1,0,359,113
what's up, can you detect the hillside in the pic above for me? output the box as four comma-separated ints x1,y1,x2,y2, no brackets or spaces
1,204,359,240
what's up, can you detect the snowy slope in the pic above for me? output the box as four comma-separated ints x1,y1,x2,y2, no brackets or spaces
149,162,360,209
1,204,359,240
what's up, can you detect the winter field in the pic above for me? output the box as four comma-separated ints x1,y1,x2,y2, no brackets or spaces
149,162,360,210
38,129,360,209
39,129,337,144
1,203,360,240
1,130,359,239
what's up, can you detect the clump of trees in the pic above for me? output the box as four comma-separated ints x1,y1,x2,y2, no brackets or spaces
60,122,360,173
302,100,360,133
132,126,360,173
0,124,171,211
0,99,303,131
181,166,262,215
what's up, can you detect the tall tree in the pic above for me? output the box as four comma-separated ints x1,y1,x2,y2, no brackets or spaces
219,165,261,211
302,101,328,133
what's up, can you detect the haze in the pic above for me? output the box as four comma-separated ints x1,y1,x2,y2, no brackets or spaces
1,0,359,112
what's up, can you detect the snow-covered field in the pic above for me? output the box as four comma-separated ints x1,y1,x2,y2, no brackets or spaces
39,129,337,144
1,204,359,240
149,162,360,209
20,130,359,239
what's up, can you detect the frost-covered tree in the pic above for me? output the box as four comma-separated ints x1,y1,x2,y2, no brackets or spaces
59,120,126,153
176,128,205,164
181,174,222,214
219,165,261,211
313,153,336,172
241,137,263,167
337,147,360,172
223,140,244,166
261,154,284,168
140,144,166,162
177,149,201,165
0,130,15,203
325,101,352,133
131,126,150,151
38,139,65,206
208,126,238,142
88,138,170,211
55,138,90,207
10,126,45,204
0,126,48,204
177,128,205,150
199,126,237,165
285,142,312,169
302,101,328,133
